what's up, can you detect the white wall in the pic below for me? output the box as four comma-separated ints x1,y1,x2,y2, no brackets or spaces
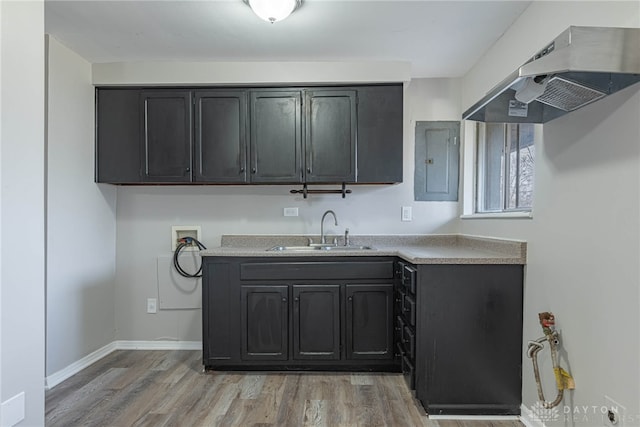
92,61,411,86
46,36,117,376
111,74,461,341
460,1,640,424
0,1,45,425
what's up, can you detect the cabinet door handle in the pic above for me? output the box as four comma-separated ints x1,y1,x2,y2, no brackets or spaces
185,167,190,173
282,297,287,302
252,167,257,174
294,297,299,302
240,167,245,173
348,296,353,302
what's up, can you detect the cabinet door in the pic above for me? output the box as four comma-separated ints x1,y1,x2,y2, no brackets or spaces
345,284,394,360
194,90,248,183
304,90,356,183
95,89,142,183
249,91,302,183
355,85,403,183
202,259,241,366
292,285,340,360
140,90,193,182
241,285,288,360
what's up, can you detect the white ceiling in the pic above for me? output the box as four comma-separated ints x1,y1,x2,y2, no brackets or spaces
45,0,532,78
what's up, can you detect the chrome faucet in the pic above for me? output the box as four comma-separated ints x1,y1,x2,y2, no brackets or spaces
320,210,338,244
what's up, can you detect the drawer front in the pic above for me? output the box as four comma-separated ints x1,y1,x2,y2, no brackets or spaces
403,265,417,295
402,325,415,357
402,294,416,327
402,354,415,390
240,260,394,281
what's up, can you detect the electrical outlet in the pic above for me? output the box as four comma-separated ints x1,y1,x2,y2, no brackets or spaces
603,396,626,427
284,207,299,217
401,206,412,222
171,225,202,251
147,298,157,314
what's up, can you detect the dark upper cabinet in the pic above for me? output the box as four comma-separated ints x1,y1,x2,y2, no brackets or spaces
304,90,357,183
194,90,248,183
249,90,302,183
140,90,193,183
356,85,403,183
95,89,141,183
345,284,394,360
241,285,289,361
292,285,341,360
95,84,403,185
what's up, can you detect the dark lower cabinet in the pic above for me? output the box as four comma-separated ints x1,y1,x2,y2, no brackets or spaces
394,261,417,389
241,285,288,360
293,285,340,360
202,256,524,416
203,256,397,370
415,264,524,416
345,284,394,359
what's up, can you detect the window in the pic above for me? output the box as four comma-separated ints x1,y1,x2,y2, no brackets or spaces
476,123,535,213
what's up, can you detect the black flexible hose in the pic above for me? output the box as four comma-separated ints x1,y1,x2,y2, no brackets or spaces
173,238,207,278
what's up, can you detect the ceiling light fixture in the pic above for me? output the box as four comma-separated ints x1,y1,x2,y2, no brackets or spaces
244,0,301,24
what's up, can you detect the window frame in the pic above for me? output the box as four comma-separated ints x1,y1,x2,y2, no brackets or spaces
474,122,536,215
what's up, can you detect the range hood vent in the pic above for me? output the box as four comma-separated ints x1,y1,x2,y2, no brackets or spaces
463,26,640,123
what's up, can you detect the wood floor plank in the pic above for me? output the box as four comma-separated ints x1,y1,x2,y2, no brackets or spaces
45,350,524,427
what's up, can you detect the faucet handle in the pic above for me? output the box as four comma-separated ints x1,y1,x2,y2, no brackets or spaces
344,228,350,246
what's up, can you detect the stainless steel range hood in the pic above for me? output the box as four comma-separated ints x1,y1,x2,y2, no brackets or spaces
463,26,640,123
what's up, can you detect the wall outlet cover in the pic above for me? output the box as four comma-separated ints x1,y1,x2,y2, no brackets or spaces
147,298,157,314
284,207,299,217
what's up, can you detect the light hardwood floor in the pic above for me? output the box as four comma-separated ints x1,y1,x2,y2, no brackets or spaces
45,350,523,427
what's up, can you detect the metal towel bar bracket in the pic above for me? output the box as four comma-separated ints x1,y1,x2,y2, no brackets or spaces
290,183,352,199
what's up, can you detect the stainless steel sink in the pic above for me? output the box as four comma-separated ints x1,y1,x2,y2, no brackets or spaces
322,245,374,251
267,246,323,252
267,245,374,252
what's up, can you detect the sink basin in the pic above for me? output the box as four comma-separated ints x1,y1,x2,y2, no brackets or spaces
267,245,374,252
322,245,374,251
267,246,322,252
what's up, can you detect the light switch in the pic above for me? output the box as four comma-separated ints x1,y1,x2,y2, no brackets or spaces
402,206,412,222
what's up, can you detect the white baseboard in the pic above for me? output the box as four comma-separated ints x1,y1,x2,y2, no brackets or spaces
45,340,202,390
520,404,546,427
114,340,201,350
429,415,520,421
45,341,118,390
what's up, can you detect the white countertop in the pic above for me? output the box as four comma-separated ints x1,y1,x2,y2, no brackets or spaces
199,234,526,265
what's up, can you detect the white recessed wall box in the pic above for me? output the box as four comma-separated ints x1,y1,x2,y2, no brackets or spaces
171,225,202,252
